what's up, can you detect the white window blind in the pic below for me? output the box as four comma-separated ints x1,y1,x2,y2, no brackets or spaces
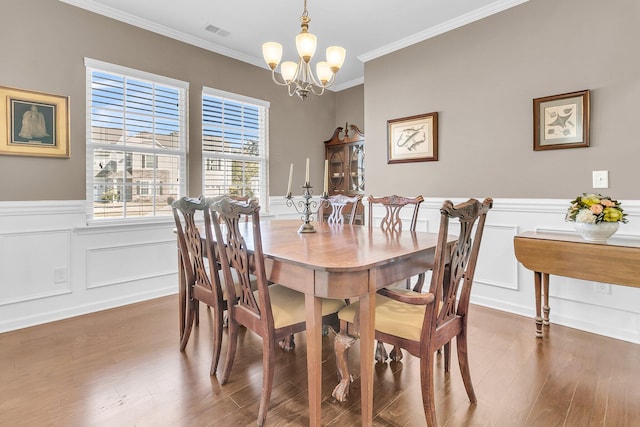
85,58,188,221
202,87,269,209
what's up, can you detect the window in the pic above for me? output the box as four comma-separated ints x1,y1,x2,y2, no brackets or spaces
141,154,156,169
85,58,187,221
202,87,269,209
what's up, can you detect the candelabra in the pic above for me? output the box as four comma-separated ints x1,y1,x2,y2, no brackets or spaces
286,184,329,233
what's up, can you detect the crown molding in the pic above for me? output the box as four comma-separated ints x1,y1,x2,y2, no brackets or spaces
358,0,530,63
59,0,265,69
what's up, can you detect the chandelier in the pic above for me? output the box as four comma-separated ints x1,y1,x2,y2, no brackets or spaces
262,0,346,100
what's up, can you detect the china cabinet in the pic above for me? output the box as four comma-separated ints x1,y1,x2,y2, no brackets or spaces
323,124,365,223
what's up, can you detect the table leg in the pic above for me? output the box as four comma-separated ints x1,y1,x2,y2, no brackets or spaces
542,272,550,326
534,271,543,338
359,292,375,426
305,294,322,427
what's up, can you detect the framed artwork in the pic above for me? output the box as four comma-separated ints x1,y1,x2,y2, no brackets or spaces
0,86,70,158
533,89,589,151
387,112,438,163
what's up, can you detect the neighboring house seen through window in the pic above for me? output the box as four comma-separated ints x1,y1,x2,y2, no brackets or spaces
202,87,269,209
85,58,187,221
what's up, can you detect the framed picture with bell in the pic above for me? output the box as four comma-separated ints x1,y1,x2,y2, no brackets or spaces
0,86,70,158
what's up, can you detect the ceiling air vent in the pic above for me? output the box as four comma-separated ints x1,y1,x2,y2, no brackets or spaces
205,24,230,37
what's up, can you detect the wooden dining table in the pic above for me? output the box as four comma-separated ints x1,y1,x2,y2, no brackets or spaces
180,219,449,426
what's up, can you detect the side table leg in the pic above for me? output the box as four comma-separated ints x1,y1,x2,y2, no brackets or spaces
534,271,543,338
542,273,550,326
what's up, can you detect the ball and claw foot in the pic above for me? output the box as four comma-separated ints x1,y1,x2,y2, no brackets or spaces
389,345,403,362
375,341,389,363
278,334,295,351
332,332,357,402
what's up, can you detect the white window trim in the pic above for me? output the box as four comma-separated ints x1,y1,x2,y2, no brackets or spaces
84,58,188,225
202,87,270,212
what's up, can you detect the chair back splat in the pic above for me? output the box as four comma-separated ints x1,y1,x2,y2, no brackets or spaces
212,197,268,328
320,194,362,225
368,194,424,232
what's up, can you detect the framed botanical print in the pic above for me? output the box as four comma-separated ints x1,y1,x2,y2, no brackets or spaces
533,90,590,151
387,112,438,163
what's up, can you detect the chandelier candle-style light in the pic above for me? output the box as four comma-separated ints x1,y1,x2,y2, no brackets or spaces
262,0,346,100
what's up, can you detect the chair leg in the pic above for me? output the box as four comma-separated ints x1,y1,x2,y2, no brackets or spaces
375,340,388,363
195,300,200,326
210,306,223,376
332,332,357,402
456,333,477,404
420,347,438,427
257,339,276,426
180,299,195,351
220,316,239,385
444,341,451,372
178,255,186,341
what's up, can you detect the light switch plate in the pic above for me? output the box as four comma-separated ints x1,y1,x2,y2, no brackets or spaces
592,170,608,189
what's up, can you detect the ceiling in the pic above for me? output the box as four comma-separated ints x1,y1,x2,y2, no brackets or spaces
61,0,528,91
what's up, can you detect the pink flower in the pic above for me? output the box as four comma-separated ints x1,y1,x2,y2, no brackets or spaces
590,204,603,214
601,199,615,207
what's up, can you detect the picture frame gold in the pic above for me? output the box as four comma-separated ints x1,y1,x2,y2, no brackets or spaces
387,112,438,164
533,89,589,151
0,86,70,158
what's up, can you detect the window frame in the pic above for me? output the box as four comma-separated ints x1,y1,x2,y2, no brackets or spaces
84,58,188,224
201,87,270,211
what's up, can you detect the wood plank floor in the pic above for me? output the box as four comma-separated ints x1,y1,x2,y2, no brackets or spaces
1,295,639,426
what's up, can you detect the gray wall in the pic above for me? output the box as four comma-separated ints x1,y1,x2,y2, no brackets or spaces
0,0,335,201
335,84,365,132
365,0,640,199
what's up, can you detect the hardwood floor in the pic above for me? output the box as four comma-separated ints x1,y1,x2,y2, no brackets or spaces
1,295,639,426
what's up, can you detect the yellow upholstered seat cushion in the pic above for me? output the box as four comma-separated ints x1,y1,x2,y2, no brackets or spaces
216,270,257,301
337,292,427,342
256,284,347,329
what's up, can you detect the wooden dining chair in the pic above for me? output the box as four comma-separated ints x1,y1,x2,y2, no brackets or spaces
319,194,362,225
209,196,347,427
169,196,229,376
368,194,425,362
332,198,493,427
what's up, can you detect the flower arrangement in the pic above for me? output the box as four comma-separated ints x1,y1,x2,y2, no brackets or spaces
566,193,627,224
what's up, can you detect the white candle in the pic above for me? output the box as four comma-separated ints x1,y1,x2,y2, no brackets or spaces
323,159,328,195
305,158,310,185
287,163,293,195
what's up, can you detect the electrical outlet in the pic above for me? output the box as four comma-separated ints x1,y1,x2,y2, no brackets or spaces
592,170,609,189
54,267,68,284
595,282,611,294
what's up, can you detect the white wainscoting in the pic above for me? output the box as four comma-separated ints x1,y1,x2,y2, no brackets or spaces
2,198,639,344
0,200,177,332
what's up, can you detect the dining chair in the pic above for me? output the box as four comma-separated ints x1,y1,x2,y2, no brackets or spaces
332,198,493,427
209,196,347,427
170,196,230,376
319,194,362,225
368,194,425,362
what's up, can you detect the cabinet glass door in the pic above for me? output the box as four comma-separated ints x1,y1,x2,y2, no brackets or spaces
328,147,344,193
349,144,365,193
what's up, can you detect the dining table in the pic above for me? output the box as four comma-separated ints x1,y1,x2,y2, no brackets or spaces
179,219,450,426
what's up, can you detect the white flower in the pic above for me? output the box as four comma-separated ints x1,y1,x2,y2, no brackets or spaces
575,209,597,224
